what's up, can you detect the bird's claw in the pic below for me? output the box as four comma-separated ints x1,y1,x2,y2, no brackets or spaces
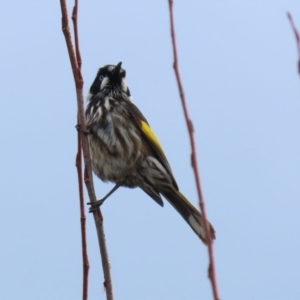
87,199,105,213
75,124,91,135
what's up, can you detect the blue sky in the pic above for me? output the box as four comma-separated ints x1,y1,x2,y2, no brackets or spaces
1,1,300,300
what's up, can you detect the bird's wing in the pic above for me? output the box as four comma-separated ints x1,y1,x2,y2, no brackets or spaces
124,99,179,190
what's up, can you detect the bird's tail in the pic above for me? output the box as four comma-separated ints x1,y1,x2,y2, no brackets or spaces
161,188,215,244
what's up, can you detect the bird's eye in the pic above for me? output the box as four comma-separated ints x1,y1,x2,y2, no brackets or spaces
99,74,108,81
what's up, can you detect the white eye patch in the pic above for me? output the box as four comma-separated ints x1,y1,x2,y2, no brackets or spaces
100,77,109,90
121,79,128,93
86,93,93,101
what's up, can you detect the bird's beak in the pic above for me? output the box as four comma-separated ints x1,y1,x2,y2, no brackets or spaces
111,62,122,83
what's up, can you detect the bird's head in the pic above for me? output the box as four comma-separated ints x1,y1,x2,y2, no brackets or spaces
87,62,132,101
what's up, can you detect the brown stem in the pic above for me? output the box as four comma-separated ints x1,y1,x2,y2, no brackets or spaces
76,129,89,300
167,1,220,299
72,0,82,71
59,1,114,299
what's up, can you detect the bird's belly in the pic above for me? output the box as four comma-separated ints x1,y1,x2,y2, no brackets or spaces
88,128,143,187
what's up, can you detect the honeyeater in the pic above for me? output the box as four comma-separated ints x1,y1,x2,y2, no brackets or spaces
84,62,215,244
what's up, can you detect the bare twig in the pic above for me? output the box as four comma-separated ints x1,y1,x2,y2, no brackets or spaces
287,12,300,74
71,2,89,299
167,1,220,299
59,1,114,299
76,132,89,300
72,1,82,70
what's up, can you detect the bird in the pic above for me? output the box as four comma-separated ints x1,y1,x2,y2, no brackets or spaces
84,62,215,244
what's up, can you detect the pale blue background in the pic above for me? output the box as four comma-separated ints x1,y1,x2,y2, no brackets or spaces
1,1,300,300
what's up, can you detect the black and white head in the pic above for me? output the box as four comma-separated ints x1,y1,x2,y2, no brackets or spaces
87,62,132,101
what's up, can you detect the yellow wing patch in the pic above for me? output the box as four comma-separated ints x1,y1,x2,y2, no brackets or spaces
140,121,164,153
140,120,178,189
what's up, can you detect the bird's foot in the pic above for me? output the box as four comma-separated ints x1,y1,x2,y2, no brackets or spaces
87,199,105,213
75,124,91,135
87,184,122,212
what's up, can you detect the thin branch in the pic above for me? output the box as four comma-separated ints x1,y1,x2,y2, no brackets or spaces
72,0,82,71
72,1,89,299
76,131,89,300
59,1,114,299
287,12,300,74
167,1,220,300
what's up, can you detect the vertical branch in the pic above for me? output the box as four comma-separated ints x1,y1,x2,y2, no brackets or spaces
287,12,300,75
72,0,82,70
59,1,114,299
167,1,220,300
76,134,89,300
72,1,89,299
